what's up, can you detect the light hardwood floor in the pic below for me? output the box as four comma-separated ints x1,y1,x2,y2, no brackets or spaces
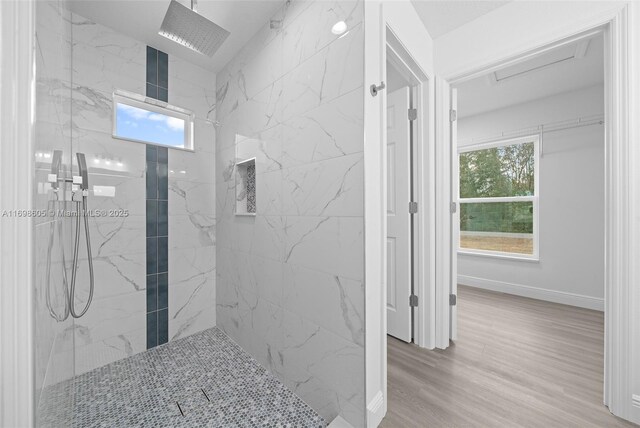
381,285,637,428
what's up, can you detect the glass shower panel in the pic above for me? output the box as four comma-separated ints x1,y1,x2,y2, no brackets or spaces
34,1,75,426
68,7,150,379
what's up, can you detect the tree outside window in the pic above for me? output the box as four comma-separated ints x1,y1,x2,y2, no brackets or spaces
458,136,539,257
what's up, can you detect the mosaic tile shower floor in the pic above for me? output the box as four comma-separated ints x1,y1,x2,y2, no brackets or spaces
37,328,326,427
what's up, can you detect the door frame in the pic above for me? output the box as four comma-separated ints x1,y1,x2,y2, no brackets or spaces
385,36,432,347
384,83,412,344
364,1,435,426
434,3,640,423
0,0,36,426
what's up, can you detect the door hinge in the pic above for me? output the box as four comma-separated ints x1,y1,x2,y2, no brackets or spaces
408,108,418,121
450,202,457,214
409,201,418,214
410,295,418,307
450,294,457,306
449,109,457,122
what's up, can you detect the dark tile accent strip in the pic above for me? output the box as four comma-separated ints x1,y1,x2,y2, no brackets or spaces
157,237,168,273
146,83,158,100
146,311,158,349
145,47,170,349
158,87,168,103
146,46,168,102
146,144,157,162
157,51,168,89
157,146,168,163
157,163,168,200
146,237,158,275
146,200,157,237
146,161,158,199
146,46,158,85
145,147,169,349
158,309,168,345
158,201,168,236
157,273,168,310
146,274,158,312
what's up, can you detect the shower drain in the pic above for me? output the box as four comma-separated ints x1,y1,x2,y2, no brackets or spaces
176,388,211,416
201,388,211,402
175,401,185,417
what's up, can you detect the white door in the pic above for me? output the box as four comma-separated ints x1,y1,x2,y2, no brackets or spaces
450,88,459,341
387,87,412,342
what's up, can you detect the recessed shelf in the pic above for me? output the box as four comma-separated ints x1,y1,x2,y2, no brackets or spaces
235,157,255,166
235,157,256,216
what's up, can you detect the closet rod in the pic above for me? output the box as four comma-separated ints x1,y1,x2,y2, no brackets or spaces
459,114,604,148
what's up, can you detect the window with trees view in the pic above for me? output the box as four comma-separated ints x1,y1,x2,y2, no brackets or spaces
458,135,539,258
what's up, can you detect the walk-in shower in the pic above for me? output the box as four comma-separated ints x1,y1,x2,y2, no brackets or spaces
45,151,95,320
34,0,366,425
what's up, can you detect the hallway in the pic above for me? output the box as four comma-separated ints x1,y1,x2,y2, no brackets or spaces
382,285,636,427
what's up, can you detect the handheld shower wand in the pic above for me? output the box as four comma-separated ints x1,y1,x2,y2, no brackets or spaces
69,153,95,318
45,152,96,320
45,150,70,321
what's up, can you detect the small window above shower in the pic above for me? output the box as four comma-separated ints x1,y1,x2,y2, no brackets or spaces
113,90,195,151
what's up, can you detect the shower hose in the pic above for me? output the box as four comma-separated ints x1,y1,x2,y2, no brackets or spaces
46,190,95,320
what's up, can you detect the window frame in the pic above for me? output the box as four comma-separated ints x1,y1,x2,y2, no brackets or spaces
457,134,540,260
112,90,195,152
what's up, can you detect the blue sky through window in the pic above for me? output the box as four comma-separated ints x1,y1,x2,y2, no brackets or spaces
116,103,185,148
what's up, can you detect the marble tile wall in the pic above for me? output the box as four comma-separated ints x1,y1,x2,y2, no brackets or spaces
34,2,218,387
215,1,365,426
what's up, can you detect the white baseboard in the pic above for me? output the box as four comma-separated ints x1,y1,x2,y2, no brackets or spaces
458,275,604,311
366,391,384,427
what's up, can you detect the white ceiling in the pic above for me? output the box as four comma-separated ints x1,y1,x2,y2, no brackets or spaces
67,0,509,72
67,0,283,72
411,0,510,39
456,34,605,118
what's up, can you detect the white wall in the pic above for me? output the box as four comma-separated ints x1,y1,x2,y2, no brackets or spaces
434,1,627,78
457,85,605,309
434,1,640,423
364,0,436,425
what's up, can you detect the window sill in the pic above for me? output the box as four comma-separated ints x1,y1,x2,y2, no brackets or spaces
111,135,195,152
457,250,540,263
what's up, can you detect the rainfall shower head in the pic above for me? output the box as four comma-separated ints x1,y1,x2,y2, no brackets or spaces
159,0,230,57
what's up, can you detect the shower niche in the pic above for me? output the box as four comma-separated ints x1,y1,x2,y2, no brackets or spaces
235,157,256,216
